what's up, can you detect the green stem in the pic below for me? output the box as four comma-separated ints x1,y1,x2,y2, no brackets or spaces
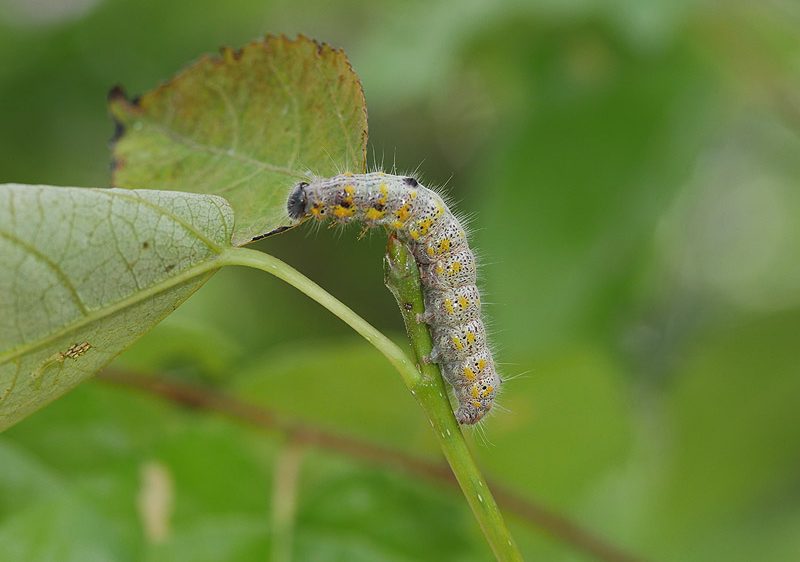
220,245,523,561
383,237,523,562
220,247,419,388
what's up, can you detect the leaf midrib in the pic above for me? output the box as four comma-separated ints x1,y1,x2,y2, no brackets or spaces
139,119,308,179
0,257,225,365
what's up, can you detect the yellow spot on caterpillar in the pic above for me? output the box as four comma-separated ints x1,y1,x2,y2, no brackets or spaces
435,264,444,274
451,336,464,351
409,229,420,240
457,296,469,309
343,171,354,177
463,367,476,381
444,299,455,314
477,359,487,371
311,203,325,218
365,207,385,221
426,247,435,257
410,190,418,199
471,385,480,399
440,239,451,252
333,205,355,219
450,261,462,274
471,400,481,409
482,385,494,397
342,185,356,205
466,331,476,345
417,218,433,235
395,204,411,223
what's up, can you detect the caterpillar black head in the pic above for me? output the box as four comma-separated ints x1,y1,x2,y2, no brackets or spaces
287,181,309,220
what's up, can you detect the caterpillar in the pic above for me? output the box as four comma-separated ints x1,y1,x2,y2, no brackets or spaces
286,172,501,425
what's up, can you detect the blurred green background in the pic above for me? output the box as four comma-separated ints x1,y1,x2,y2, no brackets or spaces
1,0,799,560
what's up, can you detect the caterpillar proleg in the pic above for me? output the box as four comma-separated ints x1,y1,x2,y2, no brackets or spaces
287,172,500,424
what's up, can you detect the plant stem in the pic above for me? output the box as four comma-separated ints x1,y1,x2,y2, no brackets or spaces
383,236,523,562
220,245,523,561
220,247,419,388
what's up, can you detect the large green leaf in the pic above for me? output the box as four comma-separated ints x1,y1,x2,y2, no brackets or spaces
109,34,368,246
0,184,233,431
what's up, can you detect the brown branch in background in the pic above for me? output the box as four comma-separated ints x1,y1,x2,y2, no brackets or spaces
99,369,647,562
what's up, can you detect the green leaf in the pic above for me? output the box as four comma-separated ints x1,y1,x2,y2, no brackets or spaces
0,184,233,431
109,34,369,246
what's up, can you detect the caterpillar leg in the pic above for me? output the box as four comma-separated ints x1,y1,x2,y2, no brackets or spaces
416,309,435,325
423,345,442,364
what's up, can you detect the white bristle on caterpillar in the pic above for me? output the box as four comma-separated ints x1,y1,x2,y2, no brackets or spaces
286,172,500,424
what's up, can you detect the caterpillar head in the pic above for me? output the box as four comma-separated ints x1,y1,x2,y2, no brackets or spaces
287,181,310,220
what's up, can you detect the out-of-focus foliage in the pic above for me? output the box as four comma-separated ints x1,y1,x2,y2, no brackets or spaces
1,0,799,560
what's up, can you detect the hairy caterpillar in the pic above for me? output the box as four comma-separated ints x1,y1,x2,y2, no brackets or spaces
286,172,501,424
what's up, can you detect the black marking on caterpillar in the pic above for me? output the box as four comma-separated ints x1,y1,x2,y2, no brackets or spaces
287,172,500,424
251,225,293,242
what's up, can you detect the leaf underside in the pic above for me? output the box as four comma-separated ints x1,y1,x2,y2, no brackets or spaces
0,184,234,431
109,34,369,246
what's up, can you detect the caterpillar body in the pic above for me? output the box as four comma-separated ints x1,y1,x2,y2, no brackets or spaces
286,172,500,425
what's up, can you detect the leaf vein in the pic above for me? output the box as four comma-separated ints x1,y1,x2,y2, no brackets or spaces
141,120,307,180
0,261,222,365
96,190,225,252
0,229,89,316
